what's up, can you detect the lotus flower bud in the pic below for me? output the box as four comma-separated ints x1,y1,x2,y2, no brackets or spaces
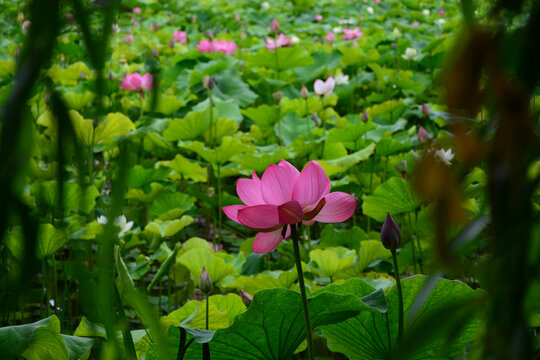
203,76,214,90
300,85,309,99
418,126,429,143
199,266,212,294
422,103,430,117
133,7,141,14
152,48,159,57
381,213,401,250
270,18,280,34
240,290,253,307
153,23,159,31
205,30,214,39
15,48,19,57
311,113,319,126
273,91,282,104
362,110,369,122
22,20,31,31
169,38,175,48
315,14,323,22
66,13,74,23
108,72,114,81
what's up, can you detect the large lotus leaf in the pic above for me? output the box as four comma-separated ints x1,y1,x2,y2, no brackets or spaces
295,50,342,83
310,247,357,278
0,316,57,359
274,112,311,147
151,192,195,220
30,181,100,215
177,248,235,287
144,216,194,238
159,154,207,182
356,240,391,272
21,316,69,360
180,137,251,165
193,98,242,124
375,138,412,157
323,141,348,160
226,268,298,294
318,143,376,177
319,225,369,251
35,223,68,259
0,58,16,77
321,276,483,360
60,335,94,360
62,91,95,110
231,144,290,173
161,293,246,330
203,117,238,144
362,177,421,222
325,122,376,151
248,46,313,71
126,165,169,190
178,237,212,255
365,119,408,142
47,62,92,85
182,279,379,359
73,317,107,339
241,104,277,128
213,71,258,107
143,93,184,115
163,109,216,142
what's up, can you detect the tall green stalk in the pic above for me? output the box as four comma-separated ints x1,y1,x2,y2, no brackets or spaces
290,224,314,360
391,249,404,343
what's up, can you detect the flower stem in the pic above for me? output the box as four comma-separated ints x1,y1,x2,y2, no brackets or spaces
291,224,314,360
205,292,209,330
391,248,404,343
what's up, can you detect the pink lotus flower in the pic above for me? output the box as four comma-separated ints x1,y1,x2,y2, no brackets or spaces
173,30,188,44
197,40,237,55
313,76,335,97
223,160,357,253
123,34,134,45
133,7,141,14
265,33,292,51
315,14,323,22
342,27,363,40
119,73,153,92
270,18,280,33
326,32,336,44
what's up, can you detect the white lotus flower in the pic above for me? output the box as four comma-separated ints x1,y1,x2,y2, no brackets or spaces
334,72,349,85
423,9,430,16
367,7,374,14
97,215,133,237
392,28,402,40
402,47,419,61
435,148,454,165
261,2,270,10
314,77,335,97
290,35,300,45
332,26,342,34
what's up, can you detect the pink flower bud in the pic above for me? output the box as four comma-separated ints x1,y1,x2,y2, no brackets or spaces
152,48,159,57
123,34,134,45
22,20,31,31
439,9,445,16
381,213,401,250
133,7,141,14
153,23,159,31
418,126,429,143
422,103,430,117
325,32,336,44
270,18,280,34
311,113,319,126
300,85,309,99
241,290,253,307
203,76,215,90
315,14,323,22
362,110,369,122
199,266,212,294
169,38,175,48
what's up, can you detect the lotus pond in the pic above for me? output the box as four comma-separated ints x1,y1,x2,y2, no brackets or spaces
1,0,539,359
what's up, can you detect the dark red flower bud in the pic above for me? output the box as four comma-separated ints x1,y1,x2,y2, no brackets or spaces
381,213,401,250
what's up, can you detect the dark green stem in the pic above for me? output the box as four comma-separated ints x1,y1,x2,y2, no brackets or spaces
391,249,404,343
205,292,209,330
291,224,314,360
408,212,417,273
415,210,424,273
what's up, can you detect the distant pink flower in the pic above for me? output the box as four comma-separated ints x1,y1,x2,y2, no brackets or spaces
374,0,381,4
22,20,31,31
439,9,445,16
265,33,292,50
120,73,153,92
133,7,141,14
123,34,134,45
326,32,336,44
270,18,280,33
173,30,188,44
342,27,363,40
313,76,335,97
315,14,323,22
222,160,357,253
197,40,237,55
